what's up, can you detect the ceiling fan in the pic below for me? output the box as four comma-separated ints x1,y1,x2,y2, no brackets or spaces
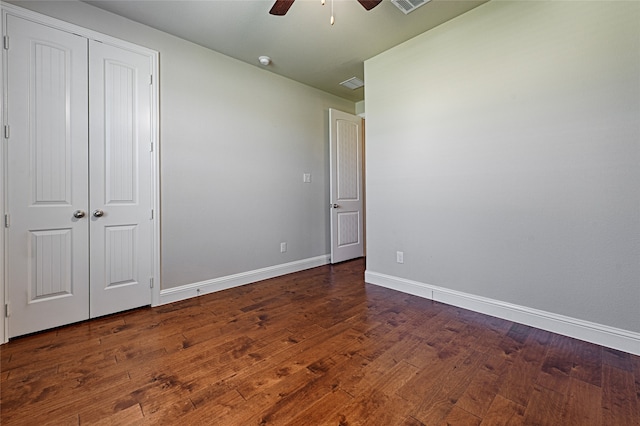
269,0,382,16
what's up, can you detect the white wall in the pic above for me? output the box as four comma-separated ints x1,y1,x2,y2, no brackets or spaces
365,1,640,345
9,1,354,290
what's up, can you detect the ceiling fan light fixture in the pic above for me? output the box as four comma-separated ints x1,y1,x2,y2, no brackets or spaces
258,56,272,66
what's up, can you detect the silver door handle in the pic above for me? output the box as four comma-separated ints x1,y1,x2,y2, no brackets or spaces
92,209,105,218
73,210,86,219
331,203,339,209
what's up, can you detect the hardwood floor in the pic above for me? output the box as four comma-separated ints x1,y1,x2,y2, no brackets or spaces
1,258,639,425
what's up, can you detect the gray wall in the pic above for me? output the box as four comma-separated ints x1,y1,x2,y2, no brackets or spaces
365,1,640,333
10,1,354,289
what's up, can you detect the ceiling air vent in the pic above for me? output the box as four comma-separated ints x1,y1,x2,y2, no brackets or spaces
391,0,430,14
339,77,364,90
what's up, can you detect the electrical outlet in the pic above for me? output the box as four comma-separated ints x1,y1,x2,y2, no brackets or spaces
396,251,404,264
280,242,287,253
303,173,311,183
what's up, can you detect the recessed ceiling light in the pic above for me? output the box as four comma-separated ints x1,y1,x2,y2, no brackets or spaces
339,77,364,90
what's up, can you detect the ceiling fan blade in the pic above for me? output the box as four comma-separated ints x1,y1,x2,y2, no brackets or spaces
269,0,295,16
357,0,382,11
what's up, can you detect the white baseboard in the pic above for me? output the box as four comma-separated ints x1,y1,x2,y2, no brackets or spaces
159,255,331,306
365,270,640,356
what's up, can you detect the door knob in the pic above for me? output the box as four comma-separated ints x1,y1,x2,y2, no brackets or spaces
92,209,105,218
73,210,86,219
331,203,339,209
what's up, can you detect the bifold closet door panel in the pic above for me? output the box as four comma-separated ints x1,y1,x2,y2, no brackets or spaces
5,15,90,337
88,40,153,318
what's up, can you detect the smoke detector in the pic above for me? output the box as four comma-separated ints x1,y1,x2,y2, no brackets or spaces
258,56,271,66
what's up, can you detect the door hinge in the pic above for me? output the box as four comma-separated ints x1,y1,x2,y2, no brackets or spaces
3,36,9,50
4,125,9,139
149,277,154,289
4,214,9,228
150,209,154,220
5,303,10,318
149,74,153,85
150,141,153,152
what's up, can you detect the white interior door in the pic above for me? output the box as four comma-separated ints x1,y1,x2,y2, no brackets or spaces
329,109,364,264
88,40,153,318
5,15,90,337
5,14,155,336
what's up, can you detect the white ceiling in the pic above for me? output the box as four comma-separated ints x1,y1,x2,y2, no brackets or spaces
84,0,487,102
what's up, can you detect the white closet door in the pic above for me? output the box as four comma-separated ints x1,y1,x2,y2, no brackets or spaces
5,15,90,337
88,40,153,317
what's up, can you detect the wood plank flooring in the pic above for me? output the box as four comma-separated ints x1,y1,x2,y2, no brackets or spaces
1,259,639,425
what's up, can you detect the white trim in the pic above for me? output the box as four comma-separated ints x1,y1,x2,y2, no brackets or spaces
0,4,5,344
148,43,161,308
0,3,161,341
365,270,640,356
159,255,331,305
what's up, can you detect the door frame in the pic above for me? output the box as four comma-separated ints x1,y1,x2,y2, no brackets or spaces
0,3,161,343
